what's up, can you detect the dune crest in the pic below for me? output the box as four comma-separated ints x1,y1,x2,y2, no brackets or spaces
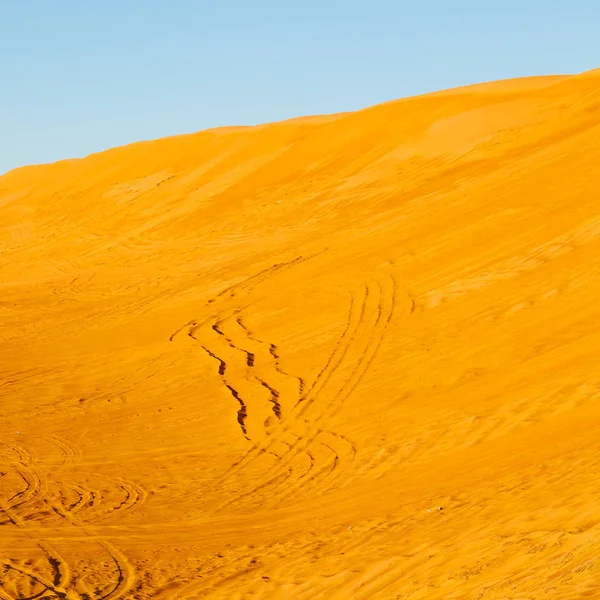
2,70,600,598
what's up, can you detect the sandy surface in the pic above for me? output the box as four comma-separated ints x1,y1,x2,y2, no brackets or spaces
2,69,600,598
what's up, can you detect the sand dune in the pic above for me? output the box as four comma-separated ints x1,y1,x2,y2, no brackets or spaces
2,68,600,598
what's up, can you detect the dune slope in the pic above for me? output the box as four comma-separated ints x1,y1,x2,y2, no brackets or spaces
2,70,600,598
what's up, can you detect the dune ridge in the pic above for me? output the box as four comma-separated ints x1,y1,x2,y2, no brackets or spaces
2,69,600,598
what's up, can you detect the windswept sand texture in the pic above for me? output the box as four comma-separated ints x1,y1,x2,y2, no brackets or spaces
2,69,600,598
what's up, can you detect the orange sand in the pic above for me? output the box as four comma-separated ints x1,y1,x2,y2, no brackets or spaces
2,69,600,598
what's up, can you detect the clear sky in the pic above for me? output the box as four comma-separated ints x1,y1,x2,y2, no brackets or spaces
1,0,599,175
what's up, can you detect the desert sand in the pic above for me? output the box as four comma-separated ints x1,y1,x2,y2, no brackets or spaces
2,69,600,598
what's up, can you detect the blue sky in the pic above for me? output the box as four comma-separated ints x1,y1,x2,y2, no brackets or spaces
1,1,599,175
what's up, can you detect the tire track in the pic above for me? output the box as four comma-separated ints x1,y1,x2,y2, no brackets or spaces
295,285,366,411
236,317,305,398
271,277,397,496
50,502,136,600
257,378,282,420
67,475,147,524
206,255,314,305
212,280,374,503
0,557,72,600
167,254,319,447
170,267,406,512
199,343,250,439
47,436,81,470
1,438,139,599
271,431,358,507
63,483,99,515
216,425,351,511
1,494,73,598
0,441,47,522
305,275,397,425
169,255,315,345
211,320,285,422
189,308,304,440
214,447,316,513
204,283,364,487
218,274,401,507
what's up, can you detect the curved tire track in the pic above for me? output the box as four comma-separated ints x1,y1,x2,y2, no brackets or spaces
215,274,403,507
1,438,140,600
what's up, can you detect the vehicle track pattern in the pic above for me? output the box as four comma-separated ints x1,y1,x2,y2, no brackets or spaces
0,437,142,599
213,274,400,508
171,270,409,513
